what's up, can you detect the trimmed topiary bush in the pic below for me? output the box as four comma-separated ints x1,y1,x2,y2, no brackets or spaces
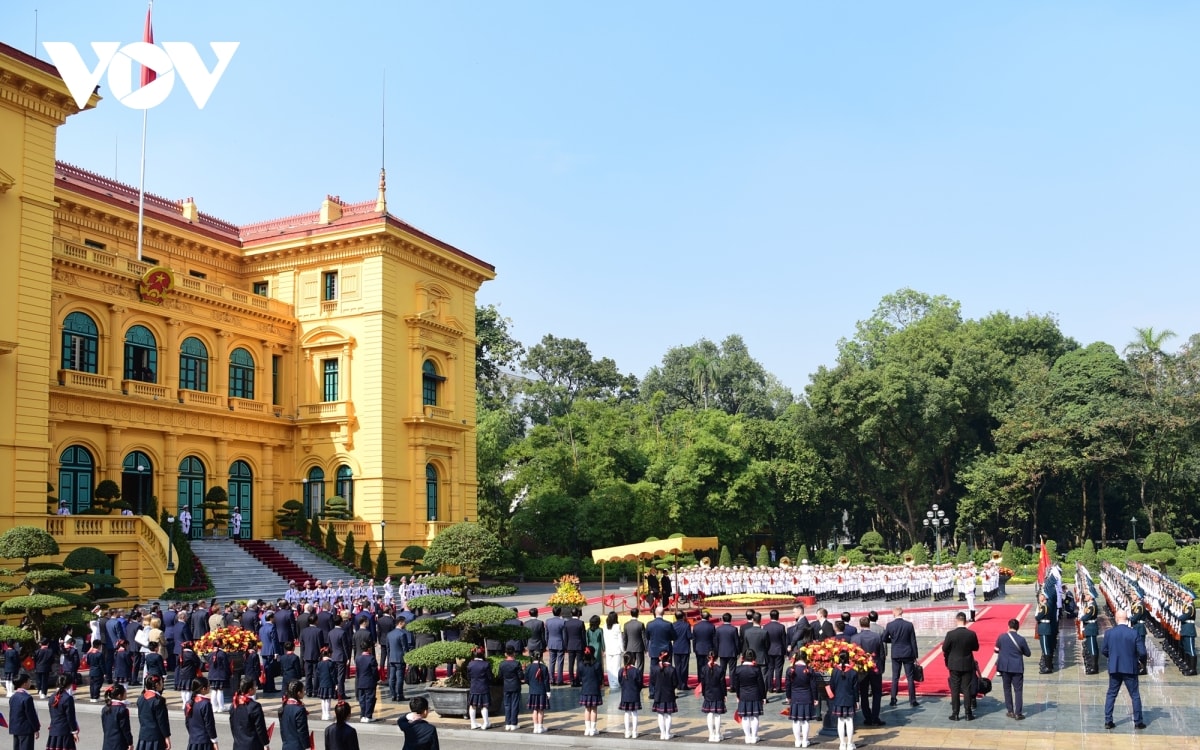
718,545,732,568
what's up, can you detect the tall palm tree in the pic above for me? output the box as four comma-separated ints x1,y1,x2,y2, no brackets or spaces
689,351,719,409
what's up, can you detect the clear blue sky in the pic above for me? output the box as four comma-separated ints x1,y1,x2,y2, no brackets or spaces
6,1,1200,392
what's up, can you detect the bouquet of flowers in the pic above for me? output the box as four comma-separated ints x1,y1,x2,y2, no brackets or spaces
195,625,261,657
801,638,876,674
546,574,587,608
999,567,1015,579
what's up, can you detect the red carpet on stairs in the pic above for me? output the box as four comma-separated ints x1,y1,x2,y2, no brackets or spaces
235,539,319,587
909,603,1031,696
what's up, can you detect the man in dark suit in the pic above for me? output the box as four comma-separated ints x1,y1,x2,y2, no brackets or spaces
545,606,566,685
840,612,858,638
763,610,787,693
742,613,769,681
715,612,741,684
300,616,329,695
811,608,835,641
274,601,296,654
564,608,587,686
1102,609,1147,730
623,608,648,672
786,604,812,656
161,604,179,672
993,617,1030,720
524,607,547,655
672,610,693,691
645,606,675,699
692,611,716,683
884,606,920,707
329,615,354,700
942,612,979,721
739,610,758,642
386,618,415,702
852,616,887,726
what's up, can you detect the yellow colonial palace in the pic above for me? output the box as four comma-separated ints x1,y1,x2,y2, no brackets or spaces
0,43,494,599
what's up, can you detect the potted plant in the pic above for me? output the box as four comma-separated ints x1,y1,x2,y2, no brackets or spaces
401,522,527,716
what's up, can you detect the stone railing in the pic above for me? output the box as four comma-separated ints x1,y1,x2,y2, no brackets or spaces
58,369,113,392
122,379,172,399
298,400,352,422
229,397,266,414
179,389,226,409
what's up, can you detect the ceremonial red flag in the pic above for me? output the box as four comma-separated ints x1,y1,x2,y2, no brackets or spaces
0,711,8,729
266,722,275,741
309,730,315,750
1036,541,1049,587
140,4,156,87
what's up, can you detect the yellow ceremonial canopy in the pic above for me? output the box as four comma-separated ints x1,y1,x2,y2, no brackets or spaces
591,536,719,605
591,536,720,564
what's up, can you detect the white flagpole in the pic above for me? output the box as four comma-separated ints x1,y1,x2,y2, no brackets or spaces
136,0,153,262
136,107,148,261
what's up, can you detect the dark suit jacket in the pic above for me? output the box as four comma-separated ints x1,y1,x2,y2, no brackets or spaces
692,619,716,656
672,620,693,655
8,690,40,735
884,617,919,661
564,617,586,651
623,619,647,654
1102,623,1146,674
743,625,769,661
811,619,836,641
355,652,379,689
715,623,741,659
546,616,566,650
851,628,887,667
274,608,296,645
646,617,674,656
763,621,787,657
787,620,812,651
299,624,328,662
941,626,979,672
397,714,439,750
524,618,547,653
993,630,1030,674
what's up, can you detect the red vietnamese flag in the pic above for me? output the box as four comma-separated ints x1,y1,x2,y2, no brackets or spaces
1036,540,1049,587
140,4,156,87
266,722,275,742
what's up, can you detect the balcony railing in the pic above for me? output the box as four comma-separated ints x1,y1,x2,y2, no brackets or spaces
58,369,112,392
297,400,353,423
122,379,171,399
178,389,226,409
54,238,294,318
424,405,453,420
229,397,266,414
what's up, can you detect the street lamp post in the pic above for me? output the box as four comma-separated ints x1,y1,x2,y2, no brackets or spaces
964,522,974,556
166,515,176,571
1131,516,1138,547
137,464,148,516
380,519,386,549
924,503,947,564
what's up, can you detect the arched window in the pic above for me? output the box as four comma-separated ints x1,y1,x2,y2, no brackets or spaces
122,451,154,516
61,312,99,373
123,325,158,383
335,465,353,514
58,445,94,515
229,347,255,400
179,337,209,392
305,466,325,518
178,456,206,539
229,460,253,539
425,464,438,521
422,360,444,406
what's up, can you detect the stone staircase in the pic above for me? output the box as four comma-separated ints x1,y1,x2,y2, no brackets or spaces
265,538,366,587
189,539,293,602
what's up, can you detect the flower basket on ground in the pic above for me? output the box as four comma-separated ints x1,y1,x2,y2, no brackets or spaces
194,625,260,658
546,574,587,609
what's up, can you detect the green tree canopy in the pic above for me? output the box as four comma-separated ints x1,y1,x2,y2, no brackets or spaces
423,523,503,580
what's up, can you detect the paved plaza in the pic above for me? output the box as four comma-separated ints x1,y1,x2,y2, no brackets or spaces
154,580,1194,749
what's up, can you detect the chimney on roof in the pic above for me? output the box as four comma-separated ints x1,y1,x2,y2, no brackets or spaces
375,168,387,214
320,195,343,224
181,197,198,223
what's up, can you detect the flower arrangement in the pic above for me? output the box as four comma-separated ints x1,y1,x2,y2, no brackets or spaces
999,567,1015,578
194,625,260,657
801,638,876,674
546,574,587,608
702,594,798,609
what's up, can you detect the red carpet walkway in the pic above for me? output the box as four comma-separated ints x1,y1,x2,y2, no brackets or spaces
910,603,1031,696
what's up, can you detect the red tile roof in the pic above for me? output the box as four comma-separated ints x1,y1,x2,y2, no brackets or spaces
53,161,494,272
0,40,65,80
